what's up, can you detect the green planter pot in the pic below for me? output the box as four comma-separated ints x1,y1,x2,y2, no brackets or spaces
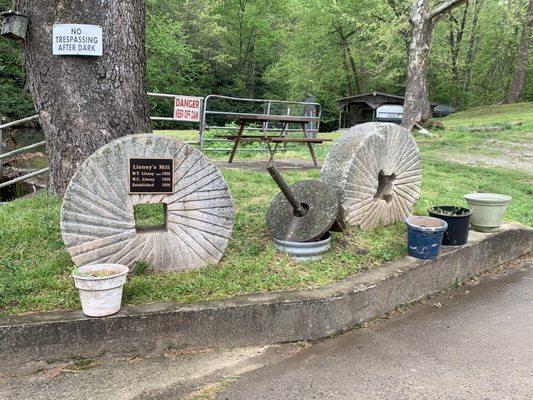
464,193,512,232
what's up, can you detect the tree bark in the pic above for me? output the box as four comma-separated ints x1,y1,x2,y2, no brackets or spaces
402,0,468,130
463,0,484,92
13,0,152,195
346,45,363,94
336,26,360,95
504,0,533,104
341,45,355,96
402,0,433,129
358,59,367,93
448,4,469,108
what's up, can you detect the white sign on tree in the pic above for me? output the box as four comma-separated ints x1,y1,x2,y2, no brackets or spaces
52,24,103,56
174,96,202,122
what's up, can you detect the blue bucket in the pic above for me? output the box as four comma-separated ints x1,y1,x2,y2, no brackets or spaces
405,216,448,259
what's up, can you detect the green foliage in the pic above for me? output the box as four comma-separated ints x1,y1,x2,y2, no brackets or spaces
429,0,533,108
143,0,533,128
132,261,149,276
0,0,34,119
2,0,532,123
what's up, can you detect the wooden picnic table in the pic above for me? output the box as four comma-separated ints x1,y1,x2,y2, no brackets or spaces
221,113,328,166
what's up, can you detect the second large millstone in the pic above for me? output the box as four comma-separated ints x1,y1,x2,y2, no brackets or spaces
266,163,338,242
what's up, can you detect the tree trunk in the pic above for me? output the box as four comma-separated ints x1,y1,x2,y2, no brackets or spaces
337,26,358,95
463,0,484,93
358,60,367,93
504,0,533,104
402,0,468,130
346,45,362,94
448,4,468,108
402,0,433,130
13,0,151,195
341,45,355,96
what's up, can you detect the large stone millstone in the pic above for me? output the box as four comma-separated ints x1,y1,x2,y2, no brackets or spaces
321,123,421,230
60,134,234,271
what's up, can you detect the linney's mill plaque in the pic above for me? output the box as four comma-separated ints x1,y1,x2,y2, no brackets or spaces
129,158,174,194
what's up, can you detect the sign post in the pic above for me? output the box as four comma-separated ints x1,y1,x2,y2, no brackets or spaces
52,24,103,56
173,96,202,122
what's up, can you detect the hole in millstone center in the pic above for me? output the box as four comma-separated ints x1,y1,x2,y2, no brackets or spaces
134,203,167,231
293,203,310,217
374,171,396,203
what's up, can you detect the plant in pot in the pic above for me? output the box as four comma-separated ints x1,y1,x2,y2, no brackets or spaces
405,216,448,259
428,206,472,246
464,193,512,232
72,263,129,317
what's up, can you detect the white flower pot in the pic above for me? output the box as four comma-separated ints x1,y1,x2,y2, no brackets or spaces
464,193,512,232
72,264,129,317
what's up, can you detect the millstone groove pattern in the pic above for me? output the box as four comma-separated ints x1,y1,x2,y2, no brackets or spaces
60,134,234,271
321,123,421,230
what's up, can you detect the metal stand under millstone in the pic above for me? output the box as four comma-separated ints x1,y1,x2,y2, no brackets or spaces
266,162,338,242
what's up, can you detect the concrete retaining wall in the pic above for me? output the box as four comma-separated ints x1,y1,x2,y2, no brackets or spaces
1,224,531,373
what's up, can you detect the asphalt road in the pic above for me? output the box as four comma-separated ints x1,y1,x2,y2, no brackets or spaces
218,261,533,400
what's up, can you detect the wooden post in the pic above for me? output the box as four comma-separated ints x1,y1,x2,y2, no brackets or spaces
228,121,246,163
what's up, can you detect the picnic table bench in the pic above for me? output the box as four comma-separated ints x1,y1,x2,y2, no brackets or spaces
219,113,330,166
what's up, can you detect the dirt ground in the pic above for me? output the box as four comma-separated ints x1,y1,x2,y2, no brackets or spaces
421,130,533,175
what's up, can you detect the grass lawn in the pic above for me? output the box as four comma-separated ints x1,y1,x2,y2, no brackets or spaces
437,102,533,129
0,103,531,316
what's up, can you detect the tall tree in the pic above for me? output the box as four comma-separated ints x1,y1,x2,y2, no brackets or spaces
402,0,468,130
12,0,151,195
504,0,533,103
447,2,469,108
462,0,484,93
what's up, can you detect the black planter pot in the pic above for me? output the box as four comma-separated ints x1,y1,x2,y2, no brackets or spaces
428,206,472,246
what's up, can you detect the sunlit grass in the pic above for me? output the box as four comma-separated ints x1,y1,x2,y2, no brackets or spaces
437,102,533,129
1,157,531,316
1,104,531,316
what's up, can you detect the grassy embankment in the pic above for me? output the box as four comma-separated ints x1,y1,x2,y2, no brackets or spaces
0,103,531,316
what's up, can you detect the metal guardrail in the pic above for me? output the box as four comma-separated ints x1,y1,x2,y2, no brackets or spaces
0,168,48,190
199,95,321,152
0,92,197,191
0,114,39,129
148,92,202,143
0,140,45,161
0,93,322,191
0,114,48,191
0,93,188,191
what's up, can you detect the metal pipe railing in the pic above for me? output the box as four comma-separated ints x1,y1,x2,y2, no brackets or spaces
0,114,43,191
147,92,176,99
200,94,322,151
0,167,48,190
0,93,322,192
0,141,45,161
0,114,39,130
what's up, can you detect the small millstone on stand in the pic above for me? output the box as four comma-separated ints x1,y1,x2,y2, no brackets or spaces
266,162,338,261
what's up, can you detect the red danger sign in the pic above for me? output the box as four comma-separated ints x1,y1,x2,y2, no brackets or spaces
174,96,202,122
